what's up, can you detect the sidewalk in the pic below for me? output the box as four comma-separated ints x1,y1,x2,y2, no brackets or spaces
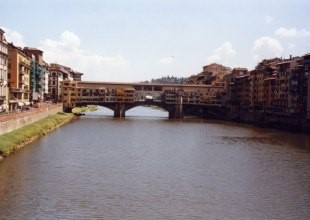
0,103,63,123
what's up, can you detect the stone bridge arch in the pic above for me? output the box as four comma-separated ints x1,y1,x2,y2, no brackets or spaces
74,100,183,118
62,80,227,119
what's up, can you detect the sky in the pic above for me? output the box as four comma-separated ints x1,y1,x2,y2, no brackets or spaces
1,0,310,82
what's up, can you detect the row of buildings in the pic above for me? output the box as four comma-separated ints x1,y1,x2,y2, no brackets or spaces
61,50,310,122
0,28,83,113
186,55,310,119
2,27,309,120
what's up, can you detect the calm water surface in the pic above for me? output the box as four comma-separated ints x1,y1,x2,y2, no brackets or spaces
0,107,310,219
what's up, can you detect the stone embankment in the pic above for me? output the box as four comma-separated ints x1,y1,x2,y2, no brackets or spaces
0,105,76,160
226,110,310,133
0,104,63,136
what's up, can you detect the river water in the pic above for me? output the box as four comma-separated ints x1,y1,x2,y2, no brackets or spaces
0,106,309,220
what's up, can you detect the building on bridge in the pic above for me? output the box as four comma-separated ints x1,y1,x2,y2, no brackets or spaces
48,64,83,103
62,81,226,118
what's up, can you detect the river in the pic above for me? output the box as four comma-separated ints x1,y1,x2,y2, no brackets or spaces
0,106,309,219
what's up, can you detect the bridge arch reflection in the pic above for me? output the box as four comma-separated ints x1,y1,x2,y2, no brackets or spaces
85,106,169,119
126,106,169,118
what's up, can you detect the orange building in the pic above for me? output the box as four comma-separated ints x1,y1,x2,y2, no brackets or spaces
8,43,31,111
230,68,250,110
250,58,280,110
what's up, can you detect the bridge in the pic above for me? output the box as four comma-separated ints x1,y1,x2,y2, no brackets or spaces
62,81,227,118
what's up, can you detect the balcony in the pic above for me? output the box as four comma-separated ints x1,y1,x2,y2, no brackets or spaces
19,60,26,66
10,88,23,93
10,88,31,93
19,79,27,84
19,60,30,68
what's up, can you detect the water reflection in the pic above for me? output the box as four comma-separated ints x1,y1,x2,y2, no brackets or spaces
0,106,309,219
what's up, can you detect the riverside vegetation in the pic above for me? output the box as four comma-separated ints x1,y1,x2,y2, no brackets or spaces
72,105,98,115
0,112,75,158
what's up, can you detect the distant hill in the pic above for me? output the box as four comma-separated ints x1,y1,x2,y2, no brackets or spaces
142,63,231,85
143,76,186,84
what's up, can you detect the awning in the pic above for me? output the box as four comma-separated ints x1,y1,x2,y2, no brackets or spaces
18,102,24,107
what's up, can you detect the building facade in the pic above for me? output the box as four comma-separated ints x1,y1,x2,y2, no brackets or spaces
72,71,83,81
303,54,310,119
43,61,50,101
8,43,31,111
229,68,251,110
24,47,45,103
48,63,77,102
0,28,9,112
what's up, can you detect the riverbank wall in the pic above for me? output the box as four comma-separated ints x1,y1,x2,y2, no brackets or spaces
0,105,63,136
0,112,75,159
185,105,310,133
224,110,310,133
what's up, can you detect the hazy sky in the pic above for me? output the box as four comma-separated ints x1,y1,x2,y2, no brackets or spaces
1,0,310,82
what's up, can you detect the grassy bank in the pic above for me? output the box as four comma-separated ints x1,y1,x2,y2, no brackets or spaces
0,112,75,157
72,105,98,114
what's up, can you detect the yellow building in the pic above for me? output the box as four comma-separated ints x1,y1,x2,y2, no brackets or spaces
8,43,31,111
